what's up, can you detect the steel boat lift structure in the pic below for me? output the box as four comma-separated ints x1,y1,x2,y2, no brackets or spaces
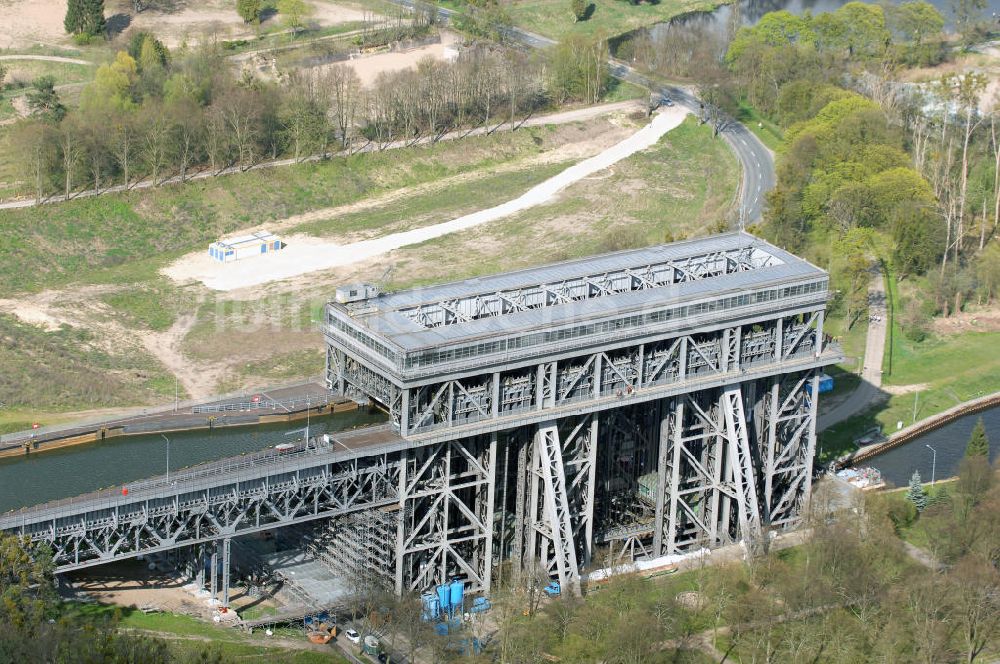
0,232,841,601
326,232,841,596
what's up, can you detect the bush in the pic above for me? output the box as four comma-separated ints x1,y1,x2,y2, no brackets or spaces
237,0,263,24
899,294,932,342
883,492,917,533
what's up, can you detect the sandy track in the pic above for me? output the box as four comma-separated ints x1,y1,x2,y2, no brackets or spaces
165,106,689,291
0,54,91,65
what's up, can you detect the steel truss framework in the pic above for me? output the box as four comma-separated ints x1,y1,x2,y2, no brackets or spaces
3,373,828,601
401,245,777,328
337,312,823,436
2,448,404,574
3,243,837,600
325,305,835,595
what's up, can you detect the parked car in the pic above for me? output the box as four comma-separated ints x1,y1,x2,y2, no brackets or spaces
345,628,361,644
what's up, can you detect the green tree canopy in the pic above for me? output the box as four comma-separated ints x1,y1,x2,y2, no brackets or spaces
906,470,928,511
966,417,990,457
64,0,105,36
25,76,67,122
888,0,945,42
80,51,139,113
237,0,263,24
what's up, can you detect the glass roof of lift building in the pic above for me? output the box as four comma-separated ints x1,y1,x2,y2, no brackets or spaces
326,232,829,368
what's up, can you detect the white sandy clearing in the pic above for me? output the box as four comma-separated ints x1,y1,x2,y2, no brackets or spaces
164,106,690,292
329,30,461,87
0,0,68,49
120,0,370,48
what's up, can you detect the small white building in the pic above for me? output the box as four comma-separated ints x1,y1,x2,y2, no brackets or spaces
209,231,283,263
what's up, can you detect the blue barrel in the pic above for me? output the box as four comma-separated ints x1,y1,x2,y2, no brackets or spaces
450,579,464,614
437,583,451,614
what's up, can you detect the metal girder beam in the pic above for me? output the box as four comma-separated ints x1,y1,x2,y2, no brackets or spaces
531,422,582,595
721,386,762,549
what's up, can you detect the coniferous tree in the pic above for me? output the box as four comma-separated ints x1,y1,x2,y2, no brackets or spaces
965,417,990,458
65,0,104,36
83,0,106,36
64,0,84,34
906,470,927,512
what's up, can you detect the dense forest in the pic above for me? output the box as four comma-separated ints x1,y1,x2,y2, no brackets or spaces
725,3,1000,332
621,0,1000,333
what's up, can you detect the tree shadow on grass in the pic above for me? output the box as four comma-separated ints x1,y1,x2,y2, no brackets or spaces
105,14,132,39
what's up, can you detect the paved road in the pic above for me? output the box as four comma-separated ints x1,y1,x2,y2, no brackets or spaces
818,267,888,431
605,61,774,222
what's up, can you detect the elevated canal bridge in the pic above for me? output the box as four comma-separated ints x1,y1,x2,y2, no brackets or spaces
2,233,841,600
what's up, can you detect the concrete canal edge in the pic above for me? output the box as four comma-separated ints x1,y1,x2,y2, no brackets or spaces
835,390,1000,469
0,388,363,460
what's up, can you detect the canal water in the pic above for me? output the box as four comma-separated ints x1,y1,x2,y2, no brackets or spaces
0,408,386,514
869,405,1000,487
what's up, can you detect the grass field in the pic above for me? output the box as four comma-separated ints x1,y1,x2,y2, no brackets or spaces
296,161,569,238
67,603,348,663
506,0,722,40
819,329,1000,463
0,312,174,412
0,127,565,295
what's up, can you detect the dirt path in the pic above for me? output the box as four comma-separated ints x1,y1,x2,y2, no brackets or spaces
127,628,332,653
167,106,688,291
819,267,888,431
136,311,221,401
202,117,638,241
0,54,90,65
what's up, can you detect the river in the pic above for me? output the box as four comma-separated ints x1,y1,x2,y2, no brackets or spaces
612,0,1000,67
869,405,1000,487
0,408,386,514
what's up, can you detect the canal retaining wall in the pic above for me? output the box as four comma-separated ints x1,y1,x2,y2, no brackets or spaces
836,390,1000,469
0,381,361,459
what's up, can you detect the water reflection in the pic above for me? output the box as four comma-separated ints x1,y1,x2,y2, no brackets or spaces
613,0,1000,64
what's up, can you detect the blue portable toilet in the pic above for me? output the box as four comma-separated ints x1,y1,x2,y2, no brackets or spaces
437,583,451,617
818,373,834,393
449,579,464,616
421,591,439,621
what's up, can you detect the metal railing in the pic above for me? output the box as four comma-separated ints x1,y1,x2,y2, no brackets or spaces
0,378,328,447
191,393,334,414
0,424,405,526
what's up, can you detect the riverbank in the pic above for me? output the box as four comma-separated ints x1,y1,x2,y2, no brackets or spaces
834,390,1000,469
0,381,361,460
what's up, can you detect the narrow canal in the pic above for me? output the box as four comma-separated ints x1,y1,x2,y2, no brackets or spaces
869,405,1000,487
0,408,386,513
